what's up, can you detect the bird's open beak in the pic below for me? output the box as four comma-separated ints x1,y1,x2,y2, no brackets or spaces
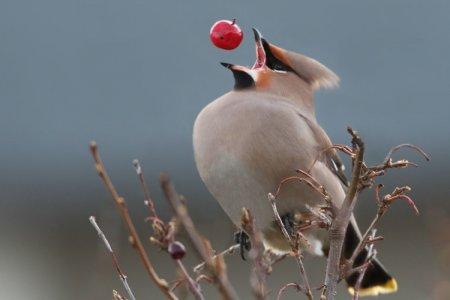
252,28,267,69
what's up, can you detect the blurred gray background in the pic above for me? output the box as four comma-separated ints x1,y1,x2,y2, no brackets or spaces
0,0,449,299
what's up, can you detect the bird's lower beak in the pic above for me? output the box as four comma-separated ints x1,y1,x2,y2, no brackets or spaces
252,28,266,69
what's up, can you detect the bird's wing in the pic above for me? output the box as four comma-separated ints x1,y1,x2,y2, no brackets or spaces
299,112,349,187
326,150,349,187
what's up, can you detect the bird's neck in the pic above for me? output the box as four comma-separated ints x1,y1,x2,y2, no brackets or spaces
258,86,316,119
257,72,317,118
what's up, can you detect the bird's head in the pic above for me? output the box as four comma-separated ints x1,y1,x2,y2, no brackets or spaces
221,28,339,94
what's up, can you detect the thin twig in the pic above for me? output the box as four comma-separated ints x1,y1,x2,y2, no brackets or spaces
268,252,289,271
170,279,185,292
274,176,328,200
352,230,378,300
89,142,177,300
194,244,240,274
196,274,214,284
160,173,238,300
268,193,313,300
358,144,429,191
132,159,159,220
89,216,136,300
277,283,305,300
383,143,430,164
113,290,127,300
175,259,205,300
348,186,385,267
241,208,269,300
349,184,419,268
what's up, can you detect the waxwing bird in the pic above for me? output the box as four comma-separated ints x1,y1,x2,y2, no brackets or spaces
193,28,397,296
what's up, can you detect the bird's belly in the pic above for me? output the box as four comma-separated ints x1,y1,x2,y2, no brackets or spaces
198,151,277,230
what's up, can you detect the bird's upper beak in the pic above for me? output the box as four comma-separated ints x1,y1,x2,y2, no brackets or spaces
219,28,272,89
252,28,267,70
220,28,267,73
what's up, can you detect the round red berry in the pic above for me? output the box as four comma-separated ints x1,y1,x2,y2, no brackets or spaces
168,241,186,260
209,19,243,50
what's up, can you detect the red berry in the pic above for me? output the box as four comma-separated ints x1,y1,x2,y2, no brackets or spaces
168,241,186,260
210,19,243,50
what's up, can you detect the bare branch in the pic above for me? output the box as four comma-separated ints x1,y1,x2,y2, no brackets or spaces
383,143,430,164
113,290,127,300
268,193,313,300
347,185,418,269
175,259,205,300
132,159,160,222
274,175,329,202
196,274,214,284
277,283,305,300
241,208,269,300
323,127,365,300
194,244,240,274
89,216,136,300
160,173,238,300
359,144,429,191
352,230,378,300
89,142,177,300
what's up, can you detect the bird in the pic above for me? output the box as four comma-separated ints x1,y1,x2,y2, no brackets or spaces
193,28,397,297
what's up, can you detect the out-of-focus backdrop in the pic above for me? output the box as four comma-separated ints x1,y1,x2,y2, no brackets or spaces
1,1,449,299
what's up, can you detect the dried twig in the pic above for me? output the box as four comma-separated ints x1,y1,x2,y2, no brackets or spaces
196,274,214,284
241,208,269,300
346,186,384,269
175,259,205,300
267,252,289,272
352,230,378,300
133,160,205,300
89,142,177,300
274,175,329,201
277,283,305,300
194,244,240,274
359,144,429,191
113,290,126,300
160,173,238,300
268,193,313,300
348,184,418,270
383,143,430,164
133,158,175,250
323,127,365,300
89,216,136,300
132,159,160,222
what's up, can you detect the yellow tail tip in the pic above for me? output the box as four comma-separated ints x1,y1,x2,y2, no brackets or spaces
348,278,398,297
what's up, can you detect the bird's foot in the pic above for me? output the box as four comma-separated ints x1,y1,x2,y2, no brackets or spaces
234,230,251,260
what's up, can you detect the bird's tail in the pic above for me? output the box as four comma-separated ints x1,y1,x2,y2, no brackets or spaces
343,223,398,297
